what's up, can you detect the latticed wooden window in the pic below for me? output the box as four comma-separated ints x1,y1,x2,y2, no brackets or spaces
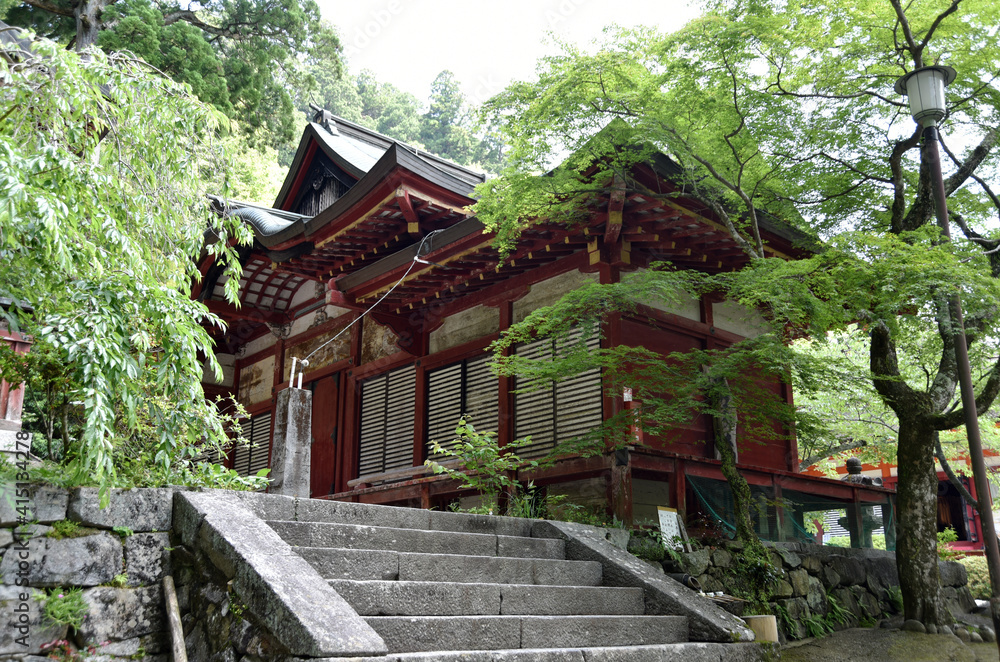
358,364,416,475
426,354,499,459
514,330,603,459
233,411,272,477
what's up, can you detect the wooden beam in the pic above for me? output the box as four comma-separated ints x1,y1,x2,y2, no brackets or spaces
205,300,289,325
604,175,626,244
397,190,422,237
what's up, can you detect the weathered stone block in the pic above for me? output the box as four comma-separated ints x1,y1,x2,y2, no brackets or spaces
69,488,173,532
789,568,810,597
828,555,865,586
178,491,387,657
97,631,170,656
710,548,732,569
830,587,860,628
851,585,881,620
819,564,841,589
775,548,802,569
777,596,809,620
532,520,754,643
125,532,170,587
772,579,794,599
0,484,68,525
78,586,166,643
696,573,723,593
0,532,122,587
938,560,967,587
683,549,711,577
0,585,68,654
805,576,827,615
903,619,926,633
800,554,822,574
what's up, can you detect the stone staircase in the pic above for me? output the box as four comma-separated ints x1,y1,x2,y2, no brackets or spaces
262,501,759,660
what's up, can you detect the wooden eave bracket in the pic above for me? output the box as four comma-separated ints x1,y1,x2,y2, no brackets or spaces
603,175,627,244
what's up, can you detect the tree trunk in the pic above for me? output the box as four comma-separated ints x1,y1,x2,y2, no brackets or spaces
74,0,107,50
895,416,950,625
708,375,768,558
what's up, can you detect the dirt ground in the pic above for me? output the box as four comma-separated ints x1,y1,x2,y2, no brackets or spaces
780,627,1000,662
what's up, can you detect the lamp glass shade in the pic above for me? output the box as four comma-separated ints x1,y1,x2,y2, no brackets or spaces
895,66,956,126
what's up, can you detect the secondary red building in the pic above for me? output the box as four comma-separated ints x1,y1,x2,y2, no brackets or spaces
196,109,894,544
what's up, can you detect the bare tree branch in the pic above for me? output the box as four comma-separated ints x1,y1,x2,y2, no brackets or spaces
800,438,866,470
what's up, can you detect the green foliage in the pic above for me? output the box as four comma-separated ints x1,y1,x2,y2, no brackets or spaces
426,418,540,514
825,593,851,628
803,613,834,638
627,528,668,564
108,573,129,588
37,588,88,632
478,0,1000,622
773,603,794,636
727,548,780,615
47,520,99,540
826,534,886,550
960,556,990,600
937,527,965,562
111,526,134,538
0,40,253,497
5,0,343,148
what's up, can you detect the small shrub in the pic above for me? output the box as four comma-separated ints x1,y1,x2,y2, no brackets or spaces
426,419,538,512
825,593,851,629
960,555,991,600
36,588,89,632
628,533,667,564
803,613,833,637
937,527,965,561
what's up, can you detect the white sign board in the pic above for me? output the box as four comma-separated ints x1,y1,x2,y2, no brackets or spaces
657,506,687,551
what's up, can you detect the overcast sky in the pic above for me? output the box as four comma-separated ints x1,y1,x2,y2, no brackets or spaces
316,0,705,105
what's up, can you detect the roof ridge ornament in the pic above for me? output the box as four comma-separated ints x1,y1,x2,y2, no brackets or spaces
308,102,339,136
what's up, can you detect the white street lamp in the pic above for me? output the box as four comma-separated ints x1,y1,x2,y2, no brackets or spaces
897,64,1000,645
894,65,957,126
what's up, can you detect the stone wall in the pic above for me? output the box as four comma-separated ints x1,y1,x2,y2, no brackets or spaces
667,540,978,642
0,485,175,661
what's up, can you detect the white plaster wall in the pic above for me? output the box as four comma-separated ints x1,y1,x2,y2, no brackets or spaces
289,280,322,309
712,300,770,338
513,270,599,323
429,305,500,355
288,305,351,338
241,331,277,358
238,354,275,406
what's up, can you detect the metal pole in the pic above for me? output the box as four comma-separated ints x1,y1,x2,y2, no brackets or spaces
923,124,1000,644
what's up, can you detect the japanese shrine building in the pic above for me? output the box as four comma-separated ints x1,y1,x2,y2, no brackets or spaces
196,109,895,543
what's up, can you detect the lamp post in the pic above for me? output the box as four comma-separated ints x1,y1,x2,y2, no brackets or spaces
896,66,1000,642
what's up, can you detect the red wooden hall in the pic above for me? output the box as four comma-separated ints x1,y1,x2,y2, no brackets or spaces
195,108,894,547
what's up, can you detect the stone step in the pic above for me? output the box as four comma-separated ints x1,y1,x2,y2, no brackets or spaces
296,498,536,537
268,520,565,559
351,642,769,661
330,580,645,616
297,548,603,586
363,615,689,653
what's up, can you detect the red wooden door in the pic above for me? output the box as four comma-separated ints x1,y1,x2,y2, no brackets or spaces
311,374,339,497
